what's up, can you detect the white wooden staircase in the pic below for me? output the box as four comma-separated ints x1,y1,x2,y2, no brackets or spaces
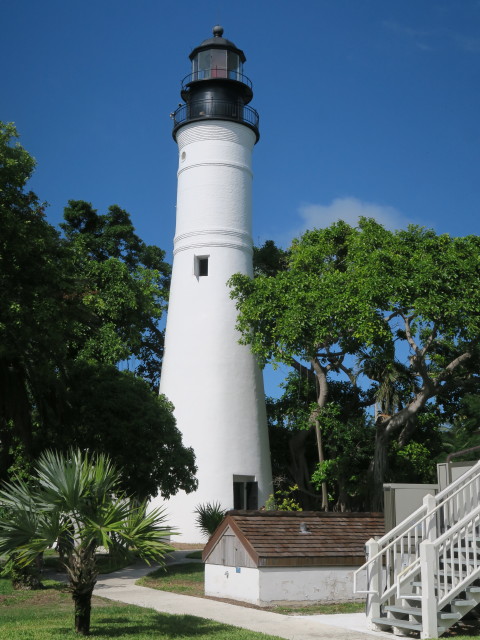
354,461,480,638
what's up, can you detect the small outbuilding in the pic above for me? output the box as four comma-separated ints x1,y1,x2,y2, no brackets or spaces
202,510,384,606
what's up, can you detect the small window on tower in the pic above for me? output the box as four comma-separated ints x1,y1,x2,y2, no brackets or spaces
194,255,209,277
199,258,208,276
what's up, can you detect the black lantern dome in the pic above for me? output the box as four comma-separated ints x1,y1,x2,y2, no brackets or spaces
172,26,259,142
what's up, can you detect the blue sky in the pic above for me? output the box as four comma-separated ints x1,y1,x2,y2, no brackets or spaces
3,0,480,396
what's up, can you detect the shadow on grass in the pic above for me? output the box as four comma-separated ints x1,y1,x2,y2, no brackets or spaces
50,613,250,638
443,615,480,638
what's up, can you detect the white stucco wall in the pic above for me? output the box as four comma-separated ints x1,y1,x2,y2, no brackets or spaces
205,563,368,606
258,566,367,605
205,563,260,604
154,120,272,542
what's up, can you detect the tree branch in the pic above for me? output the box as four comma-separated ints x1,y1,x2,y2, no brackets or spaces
402,313,420,354
419,324,437,358
435,349,475,385
289,357,313,380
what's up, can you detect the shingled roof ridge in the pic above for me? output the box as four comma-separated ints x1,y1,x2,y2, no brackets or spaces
227,510,383,518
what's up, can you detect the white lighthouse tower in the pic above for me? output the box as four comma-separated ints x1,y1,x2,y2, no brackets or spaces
158,26,272,542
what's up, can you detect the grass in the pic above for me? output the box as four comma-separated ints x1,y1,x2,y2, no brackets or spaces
0,579,284,639
185,550,203,559
1,577,479,639
270,601,365,615
0,578,14,595
137,562,204,597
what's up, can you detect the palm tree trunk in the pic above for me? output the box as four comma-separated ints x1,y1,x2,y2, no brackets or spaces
73,588,93,635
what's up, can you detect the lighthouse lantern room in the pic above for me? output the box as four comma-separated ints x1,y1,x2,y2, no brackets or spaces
157,27,272,543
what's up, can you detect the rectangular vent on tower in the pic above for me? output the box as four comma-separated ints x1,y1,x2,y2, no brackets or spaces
194,255,209,277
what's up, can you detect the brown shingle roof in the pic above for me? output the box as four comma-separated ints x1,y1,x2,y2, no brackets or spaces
203,510,384,567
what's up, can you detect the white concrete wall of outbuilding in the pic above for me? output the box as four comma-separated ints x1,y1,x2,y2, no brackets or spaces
205,563,369,606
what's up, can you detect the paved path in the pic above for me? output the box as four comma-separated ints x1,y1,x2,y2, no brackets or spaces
93,552,392,640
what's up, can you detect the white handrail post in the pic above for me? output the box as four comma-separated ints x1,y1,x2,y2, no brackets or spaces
424,493,437,542
420,540,438,639
365,538,381,628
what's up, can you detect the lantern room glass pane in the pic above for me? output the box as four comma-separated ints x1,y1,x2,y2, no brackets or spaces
194,51,210,79
227,51,242,80
192,49,230,80
210,49,227,77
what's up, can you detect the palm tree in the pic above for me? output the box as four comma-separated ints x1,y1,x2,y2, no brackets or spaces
194,501,226,538
0,449,174,636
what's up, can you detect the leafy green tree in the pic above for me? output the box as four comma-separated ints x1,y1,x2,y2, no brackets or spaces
253,240,289,277
0,122,73,474
230,223,380,509
0,449,173,635
230,220,480,509
268,371,374,511
438,393,480,462
0,122,197,503
60,200,170,389
52,362,196,500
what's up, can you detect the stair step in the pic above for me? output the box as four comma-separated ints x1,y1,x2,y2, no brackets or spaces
452,598,477,606
439,612,462,620
467,586,480,593
384,605,422,616
372,617,422,631
383,606,461,622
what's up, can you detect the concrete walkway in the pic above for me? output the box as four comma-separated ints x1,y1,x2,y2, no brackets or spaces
93,552,392,640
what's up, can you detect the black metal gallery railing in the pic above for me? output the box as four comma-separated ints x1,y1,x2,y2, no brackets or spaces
172,99,259,131
181,69,253,91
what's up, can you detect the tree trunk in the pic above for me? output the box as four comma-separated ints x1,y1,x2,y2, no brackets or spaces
288,428,317,509
310,357,329,511
73,588,93,635
336,478,349,512
314,417,329,511
369,421,390,512
369,385,435,511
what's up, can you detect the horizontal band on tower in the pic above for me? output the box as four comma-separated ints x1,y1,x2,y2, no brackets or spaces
174,228,252,243
173,240,253,255
178,161,253,178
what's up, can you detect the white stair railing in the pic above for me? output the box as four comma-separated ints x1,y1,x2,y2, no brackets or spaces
434,502,480,608
353,460,480,626
419,503,480,638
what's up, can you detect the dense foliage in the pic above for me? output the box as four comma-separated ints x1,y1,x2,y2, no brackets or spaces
0,122,196,499
232,223,480,509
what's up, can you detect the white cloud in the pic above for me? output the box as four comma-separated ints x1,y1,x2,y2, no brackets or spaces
382,20,480,55
272,197,411,247
298,197,409,231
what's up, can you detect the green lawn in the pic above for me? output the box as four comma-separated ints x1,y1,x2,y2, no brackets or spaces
137,562,204,597
271,601,364,615
1,577,479,639
0,579,283,640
